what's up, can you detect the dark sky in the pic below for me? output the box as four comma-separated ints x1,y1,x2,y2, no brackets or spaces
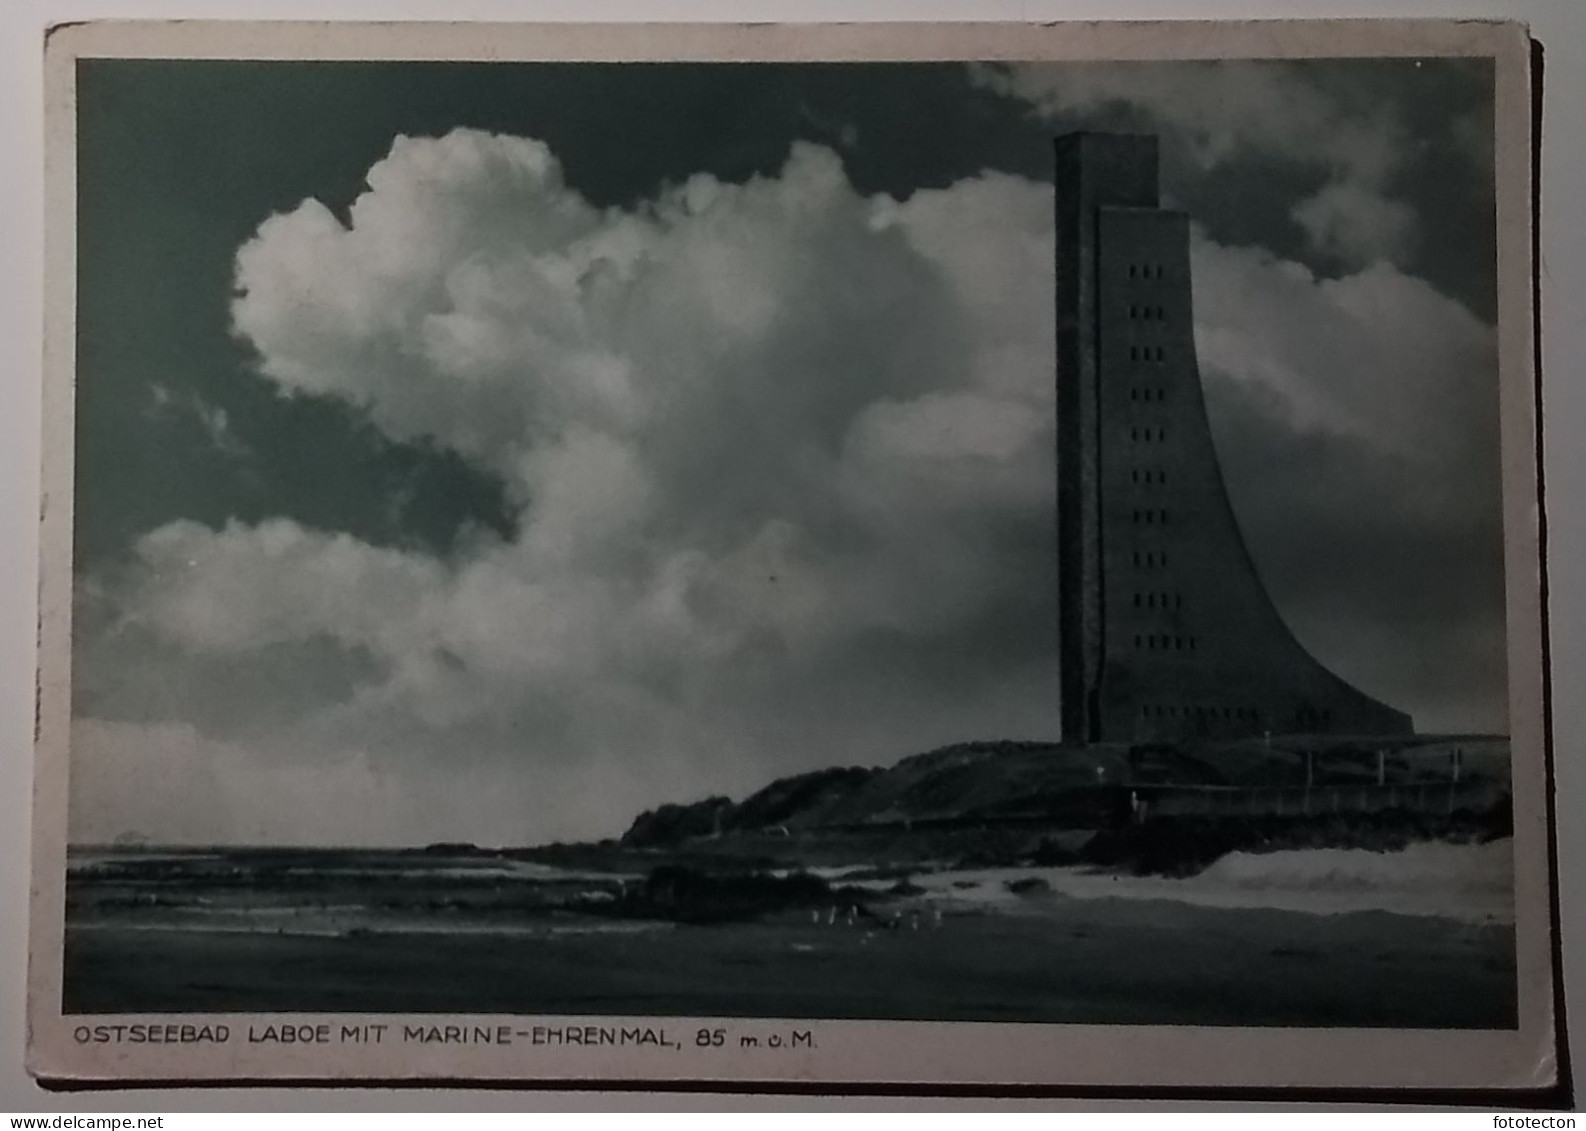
69,57,1504,845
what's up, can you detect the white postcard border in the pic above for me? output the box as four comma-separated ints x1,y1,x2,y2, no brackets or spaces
29,17,1557,1093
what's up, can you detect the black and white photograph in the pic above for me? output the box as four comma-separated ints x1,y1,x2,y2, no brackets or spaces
28,19,1556,1092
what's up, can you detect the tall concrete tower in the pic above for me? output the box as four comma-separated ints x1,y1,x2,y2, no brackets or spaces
1055,132,1412,744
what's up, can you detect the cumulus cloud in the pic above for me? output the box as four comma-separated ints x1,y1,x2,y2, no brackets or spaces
147,383,251,458
969,61,1420,265
1191,231,1497,461
68,718,659,848
77,131,1062,845
1289,182,1418,271
72,127,1506,845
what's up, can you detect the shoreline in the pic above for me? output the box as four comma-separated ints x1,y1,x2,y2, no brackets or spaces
62,889,1517,1027
61,830,1518,1027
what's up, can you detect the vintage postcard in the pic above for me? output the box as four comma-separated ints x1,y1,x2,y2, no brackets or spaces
30,19,1558,1095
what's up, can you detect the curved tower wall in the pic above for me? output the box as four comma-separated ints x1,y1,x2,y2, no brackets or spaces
1055,132,1413,743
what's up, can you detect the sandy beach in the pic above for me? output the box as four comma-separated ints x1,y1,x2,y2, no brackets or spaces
63,860,1516,1027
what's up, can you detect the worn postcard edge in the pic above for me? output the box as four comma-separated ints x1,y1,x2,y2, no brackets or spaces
28,17,1556,1094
